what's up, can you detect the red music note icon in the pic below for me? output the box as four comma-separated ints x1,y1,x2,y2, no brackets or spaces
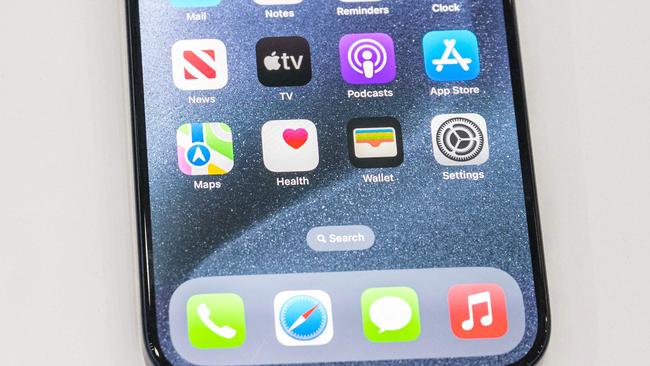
448,284,508,339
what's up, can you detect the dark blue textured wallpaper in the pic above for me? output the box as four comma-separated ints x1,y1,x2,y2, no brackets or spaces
137,0,539,364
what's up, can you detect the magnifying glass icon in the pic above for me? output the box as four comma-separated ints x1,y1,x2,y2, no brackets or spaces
317,234,327,243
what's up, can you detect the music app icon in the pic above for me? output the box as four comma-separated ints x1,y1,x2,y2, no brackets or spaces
448,284,508,339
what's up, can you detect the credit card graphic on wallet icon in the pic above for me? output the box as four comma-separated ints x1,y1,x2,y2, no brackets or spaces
347,117,403,168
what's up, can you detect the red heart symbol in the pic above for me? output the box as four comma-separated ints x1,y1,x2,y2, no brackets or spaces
282,128,309,149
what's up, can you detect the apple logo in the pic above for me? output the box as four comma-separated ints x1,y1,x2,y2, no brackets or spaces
264,51,282,71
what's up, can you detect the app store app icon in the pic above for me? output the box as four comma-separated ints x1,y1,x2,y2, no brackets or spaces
423,30,480,82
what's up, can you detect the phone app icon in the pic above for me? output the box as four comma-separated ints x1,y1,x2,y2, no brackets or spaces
431,113,489,166
254,0,303,4
170,0,221,7
423,30,480,81
347,117,403,168
256,37,312,87
339,33,396,85
177,123,234,175
172,39,228,90
361,287,421,343
186,293,247,349
261,119,319,173
274,290,334,346
448,284,508,339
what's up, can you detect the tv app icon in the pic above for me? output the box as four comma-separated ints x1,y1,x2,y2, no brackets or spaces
339,33,396,85
256,37,312,87
423,30,480,81
261,119,319,172
347,117,403,168
172,39,228,90
274,290,334,346
431,114,489,166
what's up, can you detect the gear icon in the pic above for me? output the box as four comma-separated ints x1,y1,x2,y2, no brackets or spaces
436,117,485,162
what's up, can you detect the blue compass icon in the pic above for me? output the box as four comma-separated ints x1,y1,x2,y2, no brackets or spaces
278,295,328,341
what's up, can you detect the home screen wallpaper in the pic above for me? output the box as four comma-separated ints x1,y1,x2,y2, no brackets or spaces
137,0,540,365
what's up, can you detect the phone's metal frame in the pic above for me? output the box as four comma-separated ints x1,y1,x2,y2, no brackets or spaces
125,0,551,364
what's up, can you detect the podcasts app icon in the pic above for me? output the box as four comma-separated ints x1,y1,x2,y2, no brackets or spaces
347,117,403,168
339,33,396,85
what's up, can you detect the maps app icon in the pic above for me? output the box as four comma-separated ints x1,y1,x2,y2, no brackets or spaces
423,30,480,81
176,123,234,176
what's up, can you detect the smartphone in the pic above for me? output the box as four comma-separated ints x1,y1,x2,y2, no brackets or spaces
126,0,550,365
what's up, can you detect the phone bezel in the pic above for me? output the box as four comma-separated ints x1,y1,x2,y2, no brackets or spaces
125,0,551,364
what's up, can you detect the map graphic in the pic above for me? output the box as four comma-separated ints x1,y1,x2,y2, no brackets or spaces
177,122,234,175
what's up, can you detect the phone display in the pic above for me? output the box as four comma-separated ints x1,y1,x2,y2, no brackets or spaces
127,0,549,365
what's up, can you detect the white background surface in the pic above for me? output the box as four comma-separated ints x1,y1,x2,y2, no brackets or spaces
1,1,649,365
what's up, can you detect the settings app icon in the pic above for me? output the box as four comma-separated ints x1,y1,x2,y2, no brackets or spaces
431,114,489,166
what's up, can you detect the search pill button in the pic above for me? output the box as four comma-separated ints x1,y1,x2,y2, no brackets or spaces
306,225,375,252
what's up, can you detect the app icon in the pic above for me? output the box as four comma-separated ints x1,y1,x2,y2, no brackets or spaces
347,117,403,168
177,123,234,175
339,33,396,85
274,290,334,346
448,284,508,339
256,37,312,87
254,0,303,4
170,0,221,7
361,287,421,343
431,113,489,166
423,30,480,82
261,120,319,173
186,293,247,349
172,39,228,90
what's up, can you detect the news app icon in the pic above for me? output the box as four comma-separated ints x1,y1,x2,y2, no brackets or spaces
448,284,508,339
172,39,228,90
347,117,403,168
339,33,396,85
423,30,480,81
176,123,234,176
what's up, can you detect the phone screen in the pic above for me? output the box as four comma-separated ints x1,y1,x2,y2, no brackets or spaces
129,0,548,365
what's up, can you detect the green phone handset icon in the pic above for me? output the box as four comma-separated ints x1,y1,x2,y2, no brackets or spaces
186,293,247,349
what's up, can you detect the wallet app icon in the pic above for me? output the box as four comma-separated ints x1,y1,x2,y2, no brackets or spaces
347,117,403,168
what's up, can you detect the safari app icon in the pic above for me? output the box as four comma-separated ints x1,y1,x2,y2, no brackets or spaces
339,33,396,85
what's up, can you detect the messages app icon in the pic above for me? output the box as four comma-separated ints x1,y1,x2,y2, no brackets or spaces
361,287,421,343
